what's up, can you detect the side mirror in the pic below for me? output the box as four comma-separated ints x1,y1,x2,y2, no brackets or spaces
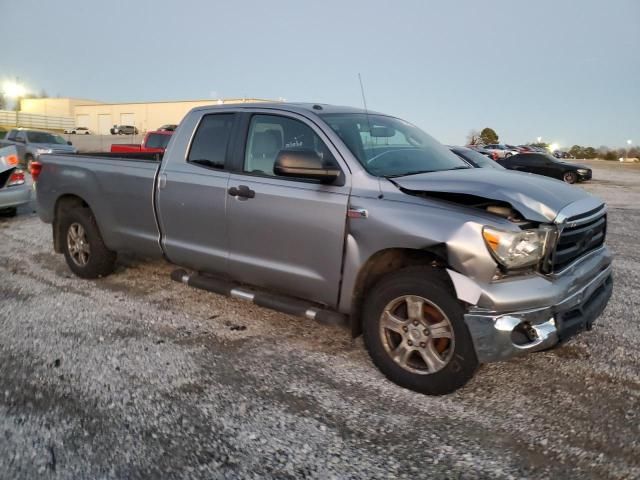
273,148,340,183
67,141,73,145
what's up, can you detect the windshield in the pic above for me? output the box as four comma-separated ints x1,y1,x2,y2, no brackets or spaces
26,131,67,145
320,113,469,177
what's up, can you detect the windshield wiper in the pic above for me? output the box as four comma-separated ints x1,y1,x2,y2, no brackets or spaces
385,170,437,178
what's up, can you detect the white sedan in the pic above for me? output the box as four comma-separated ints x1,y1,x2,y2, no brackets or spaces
64,127,92,135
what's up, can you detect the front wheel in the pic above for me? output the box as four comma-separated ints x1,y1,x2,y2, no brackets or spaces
60,207,116,278
362,267,478,395
563,171,577,184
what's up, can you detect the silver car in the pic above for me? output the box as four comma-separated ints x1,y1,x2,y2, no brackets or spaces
0,146,31,216
483,144,519,159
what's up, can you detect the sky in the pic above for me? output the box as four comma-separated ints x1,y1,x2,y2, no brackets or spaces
1,0,638,147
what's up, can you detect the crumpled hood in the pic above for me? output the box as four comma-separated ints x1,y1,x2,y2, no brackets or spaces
391,168,594,222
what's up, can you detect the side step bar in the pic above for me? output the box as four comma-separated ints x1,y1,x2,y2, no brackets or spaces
170,269,347,326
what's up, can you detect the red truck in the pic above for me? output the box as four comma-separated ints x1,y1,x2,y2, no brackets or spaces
110,130,173,154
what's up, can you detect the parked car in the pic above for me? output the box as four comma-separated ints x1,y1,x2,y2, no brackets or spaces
450,146,504,169
111,130,173,154
553,150,573,159
3,128,77,168
158,124,178,131
0,146,31,216
466,145,498,160
64,127,92,135
110,125,139,135
498,153,592,183
483,144,520,158
35,103,612,395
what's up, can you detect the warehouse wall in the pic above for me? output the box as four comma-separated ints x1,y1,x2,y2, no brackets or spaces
20,97,274,134
73,98,272,134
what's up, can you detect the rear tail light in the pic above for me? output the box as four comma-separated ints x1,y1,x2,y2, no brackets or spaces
30,161,43,182
7,169,25,186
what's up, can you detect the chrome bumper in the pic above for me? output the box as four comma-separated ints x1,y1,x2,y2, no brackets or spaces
462,252,613,363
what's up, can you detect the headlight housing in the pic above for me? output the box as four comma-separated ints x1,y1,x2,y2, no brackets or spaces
36,148,53,155
577,168,589,174
482,226,553,269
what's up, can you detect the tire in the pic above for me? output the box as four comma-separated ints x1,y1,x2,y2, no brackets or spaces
362,267,478,395
60,207,116,279
563,171,577,184
0,207,17,217
504,152,512,158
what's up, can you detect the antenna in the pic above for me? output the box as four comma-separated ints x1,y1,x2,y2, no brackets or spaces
358,73,369,112
358,73,373,140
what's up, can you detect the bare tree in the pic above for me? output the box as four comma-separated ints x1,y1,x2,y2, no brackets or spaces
466,129,481,145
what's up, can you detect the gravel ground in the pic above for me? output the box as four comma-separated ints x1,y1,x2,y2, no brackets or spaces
0,161,638,479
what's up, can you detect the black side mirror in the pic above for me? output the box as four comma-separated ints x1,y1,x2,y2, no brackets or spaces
67,141,73,145
273,148,340,183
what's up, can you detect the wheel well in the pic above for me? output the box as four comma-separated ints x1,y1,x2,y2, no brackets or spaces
53,195,90,253
349,247,451,337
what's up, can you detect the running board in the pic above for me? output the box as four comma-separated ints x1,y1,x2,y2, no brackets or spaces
170,269,347,326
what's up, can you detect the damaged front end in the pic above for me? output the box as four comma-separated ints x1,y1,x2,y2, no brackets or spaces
387,171,613,363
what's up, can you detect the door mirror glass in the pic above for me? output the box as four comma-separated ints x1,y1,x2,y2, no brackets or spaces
274,148,340,183
67,141,73,145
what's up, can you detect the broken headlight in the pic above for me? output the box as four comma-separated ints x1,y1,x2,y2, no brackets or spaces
482,226,554,269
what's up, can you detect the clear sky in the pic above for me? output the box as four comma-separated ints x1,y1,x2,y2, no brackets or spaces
1,0,638,147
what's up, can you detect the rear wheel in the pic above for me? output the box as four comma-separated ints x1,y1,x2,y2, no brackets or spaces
563,171,577,184
362,267,478,395
60,207,116,278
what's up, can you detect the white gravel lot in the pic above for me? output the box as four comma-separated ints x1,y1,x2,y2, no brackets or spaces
0,160,638,479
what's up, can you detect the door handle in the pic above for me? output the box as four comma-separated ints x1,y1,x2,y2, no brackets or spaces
228,185,255,199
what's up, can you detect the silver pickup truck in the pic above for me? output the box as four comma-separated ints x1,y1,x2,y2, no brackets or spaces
36,103,613,395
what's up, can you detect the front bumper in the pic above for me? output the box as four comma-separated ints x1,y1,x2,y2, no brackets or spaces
0,184,32,209
577,170,592,181
455,247,613,363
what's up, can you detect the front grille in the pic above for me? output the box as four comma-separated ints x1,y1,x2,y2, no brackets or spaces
552,210,607,271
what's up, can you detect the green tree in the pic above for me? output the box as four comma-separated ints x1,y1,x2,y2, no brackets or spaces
569,145,583,158
583,147,597,159
480,127,499,144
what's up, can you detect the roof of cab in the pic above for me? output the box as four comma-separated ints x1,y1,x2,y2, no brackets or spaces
190,102,384,116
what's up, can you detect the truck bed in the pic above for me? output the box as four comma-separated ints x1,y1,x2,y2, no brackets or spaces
36,153,164,257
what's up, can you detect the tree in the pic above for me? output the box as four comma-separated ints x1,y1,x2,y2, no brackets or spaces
569,145,583,158
479,127,499,145
466,129,481,145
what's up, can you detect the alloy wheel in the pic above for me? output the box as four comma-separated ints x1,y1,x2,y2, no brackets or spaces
379,295,455,374
67,222,91,267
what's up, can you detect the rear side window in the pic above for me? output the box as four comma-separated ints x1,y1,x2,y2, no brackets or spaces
6,130,16,140
187,114,235,169
146,133,171,149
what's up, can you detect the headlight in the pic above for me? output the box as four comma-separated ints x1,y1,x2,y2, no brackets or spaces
36,148,52,155
577,169,588,174
483,226,552,269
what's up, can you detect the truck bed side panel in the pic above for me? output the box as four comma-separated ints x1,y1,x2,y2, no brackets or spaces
36,155,163,258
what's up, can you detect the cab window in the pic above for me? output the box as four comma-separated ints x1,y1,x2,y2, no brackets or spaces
244,114,338,178
187,114,235,170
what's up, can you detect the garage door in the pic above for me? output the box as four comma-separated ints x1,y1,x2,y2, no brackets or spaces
76,114,89,128
98,114,112,135
120,113,136,126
